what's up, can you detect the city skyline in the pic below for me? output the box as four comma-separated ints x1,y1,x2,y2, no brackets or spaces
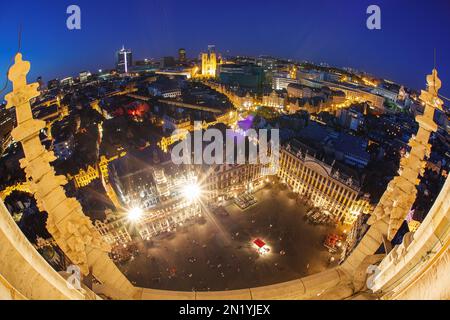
1,0,450,99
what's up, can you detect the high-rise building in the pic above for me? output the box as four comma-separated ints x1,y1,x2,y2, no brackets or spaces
201,45,218,77
47,78,59,90
79,71,91,83
178,48,186,63
272,75,299,90
160,56,176,68
60,76,74,87
218,64,265,91
116,46,132,74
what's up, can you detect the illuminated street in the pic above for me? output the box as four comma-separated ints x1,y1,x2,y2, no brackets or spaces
120,183,335,291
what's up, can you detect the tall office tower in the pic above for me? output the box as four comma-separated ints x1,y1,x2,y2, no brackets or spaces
178,48,186,63
161,56,176,68
36,76,45,92
201,45,217,77
47,78,59,90
116,46,132,74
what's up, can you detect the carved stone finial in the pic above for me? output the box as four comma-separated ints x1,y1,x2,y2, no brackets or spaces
419,69,443,112
8,53,30,83
5,53,111,274
426,69,441,95
3,52,135,298
5,54,39,119
368,70,443,240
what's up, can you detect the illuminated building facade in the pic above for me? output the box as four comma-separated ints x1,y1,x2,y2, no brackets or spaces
68,154,125,189
158,110,238,153
203,163,267,204
262,90,285,109
79,71,91,83
94,211,132,246
0,182,31,201
206,82,255,110
109,168,202,240
287,83,313,99
116,46,132,74
272,75,299,90
278,141,371,224
371,86,399,101
70,165,99,188
59,77,73,87
201,45,218,78
136,200,201,240
153,169,170,197
324,82,386,111
0,106,14,153
91,163,266,243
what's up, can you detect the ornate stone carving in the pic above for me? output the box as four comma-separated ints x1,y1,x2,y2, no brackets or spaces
368,69,443,240
5,53,110,275
389,232,415,265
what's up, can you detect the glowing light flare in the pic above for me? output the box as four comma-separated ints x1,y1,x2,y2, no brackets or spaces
182,182,202,201
127,207,143,221
253,239,271,256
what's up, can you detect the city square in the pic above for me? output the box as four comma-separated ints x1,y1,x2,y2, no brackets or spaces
120,183,335,291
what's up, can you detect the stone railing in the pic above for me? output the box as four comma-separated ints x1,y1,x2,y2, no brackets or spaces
370,176,450,299
135,268,350,300
0,199,88,300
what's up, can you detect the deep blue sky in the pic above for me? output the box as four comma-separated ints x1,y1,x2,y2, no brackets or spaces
1,0,449,98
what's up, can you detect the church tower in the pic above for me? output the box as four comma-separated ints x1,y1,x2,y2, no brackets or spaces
201,45,217,77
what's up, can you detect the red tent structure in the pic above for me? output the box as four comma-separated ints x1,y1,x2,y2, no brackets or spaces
324,234,341,249
253,238,266,248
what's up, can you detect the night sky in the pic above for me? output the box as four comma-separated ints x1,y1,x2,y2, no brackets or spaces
1,0,449,99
